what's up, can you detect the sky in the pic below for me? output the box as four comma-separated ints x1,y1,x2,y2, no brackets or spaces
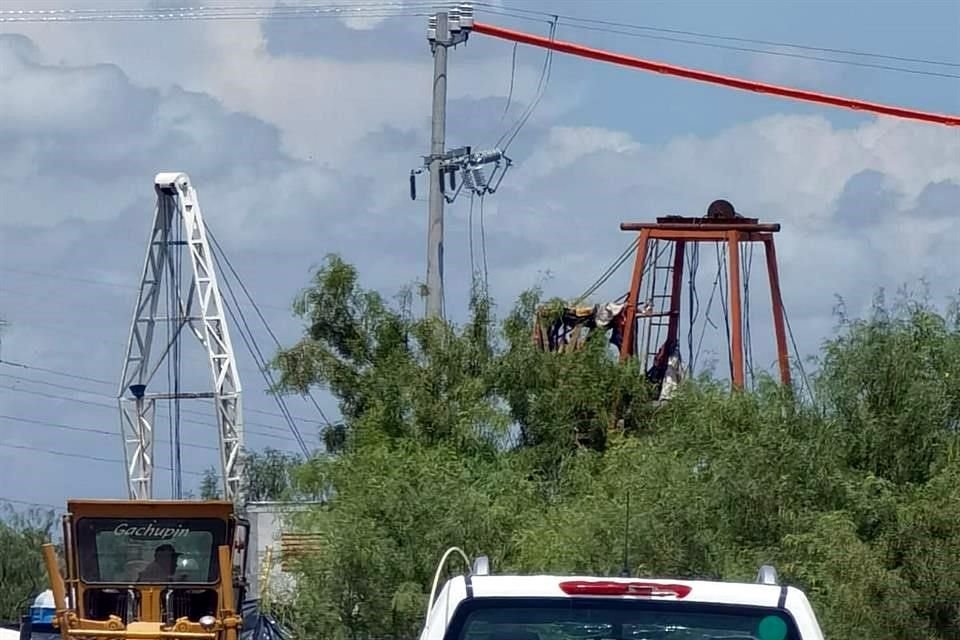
0,0,958,510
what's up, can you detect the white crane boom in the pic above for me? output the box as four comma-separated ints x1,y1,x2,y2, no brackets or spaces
118,172,244,502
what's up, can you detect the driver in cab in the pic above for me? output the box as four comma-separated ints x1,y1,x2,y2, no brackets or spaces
138,544,180,582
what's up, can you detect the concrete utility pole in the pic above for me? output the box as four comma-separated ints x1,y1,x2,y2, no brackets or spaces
424,7,471,319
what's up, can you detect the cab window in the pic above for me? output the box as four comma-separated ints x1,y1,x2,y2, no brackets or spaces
75,517,227,584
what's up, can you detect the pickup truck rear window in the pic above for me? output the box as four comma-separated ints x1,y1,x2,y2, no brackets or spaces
447,598,801,640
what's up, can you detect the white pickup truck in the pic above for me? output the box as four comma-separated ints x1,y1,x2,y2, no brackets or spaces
420,550,825,640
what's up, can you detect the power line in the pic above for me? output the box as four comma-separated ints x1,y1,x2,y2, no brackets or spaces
547,20,960,80
0,287,292,395
0,382,316,445
0,413,114,437
0,370,311,435
0,358,115,386
217,273,312,455
471,21,960,127
205,227,338,431
0,266,293,314
0,357,330,425
0,497,64,512
205,227,311,456
475,3,960,71
495,17,557,153
479,194,490,293
0,2,446,23
0,382,126,410
1,250,331,460
468,193,477,279
0,413,219,452
3,0,952,82
1,265,339,428
9,0,955,76
500,42,518,120
0,440,203,477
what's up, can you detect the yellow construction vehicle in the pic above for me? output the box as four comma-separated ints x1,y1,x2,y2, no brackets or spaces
41,499,249,640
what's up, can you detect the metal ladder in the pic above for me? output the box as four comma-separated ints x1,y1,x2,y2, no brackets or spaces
641,241,677,372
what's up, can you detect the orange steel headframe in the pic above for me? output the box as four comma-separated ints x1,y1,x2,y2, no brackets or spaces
471,22,960,128
617,207,791,391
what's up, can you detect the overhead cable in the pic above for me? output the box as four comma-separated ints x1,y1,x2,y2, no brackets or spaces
471,21,960,127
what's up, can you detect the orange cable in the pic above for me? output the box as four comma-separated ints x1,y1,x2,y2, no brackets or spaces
473,22,960,127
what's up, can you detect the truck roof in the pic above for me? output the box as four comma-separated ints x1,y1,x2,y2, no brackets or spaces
66,499,235,518
421,573,825,640
443,573,786,603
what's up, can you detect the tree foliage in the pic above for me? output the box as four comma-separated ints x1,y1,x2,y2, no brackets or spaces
0,505,56,623
199,468,220,501
272,256,960,640
199,449,306,502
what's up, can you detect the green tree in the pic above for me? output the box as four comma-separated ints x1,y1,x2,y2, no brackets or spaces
243,448,304,502
0,504,56,623
816,288,960,485
290,442,537,639
273,256,517,459
198,448,305,502
272,257,960,640
199,467,220,500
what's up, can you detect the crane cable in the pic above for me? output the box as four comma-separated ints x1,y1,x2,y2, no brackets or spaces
476,6,960,79
686,244,700,374
479,194,490,293
471,22,960,128
742,242,756,389
205,227,312,457
573,237,672,306
691,253,721,374
471,2,960,71
494,17,557,153
716,243,735,382
573,238,636,305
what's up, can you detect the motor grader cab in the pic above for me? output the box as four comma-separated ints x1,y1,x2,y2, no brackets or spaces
41,500,250,640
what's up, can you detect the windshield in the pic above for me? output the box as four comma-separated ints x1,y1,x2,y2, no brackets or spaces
75,517,228,584
448,598,801,640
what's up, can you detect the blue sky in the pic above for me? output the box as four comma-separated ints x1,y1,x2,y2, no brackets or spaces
0,0,958,509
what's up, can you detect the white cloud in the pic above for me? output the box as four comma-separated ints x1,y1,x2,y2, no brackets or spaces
1,9,958,507
520,126,641,179
745,48,845,90
481,114,959,375
0,35,150,135
6,10,553,164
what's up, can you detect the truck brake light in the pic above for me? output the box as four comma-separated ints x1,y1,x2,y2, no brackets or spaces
559,581,692,598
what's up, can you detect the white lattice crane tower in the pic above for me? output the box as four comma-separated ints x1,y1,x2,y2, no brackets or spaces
118,172,244,502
